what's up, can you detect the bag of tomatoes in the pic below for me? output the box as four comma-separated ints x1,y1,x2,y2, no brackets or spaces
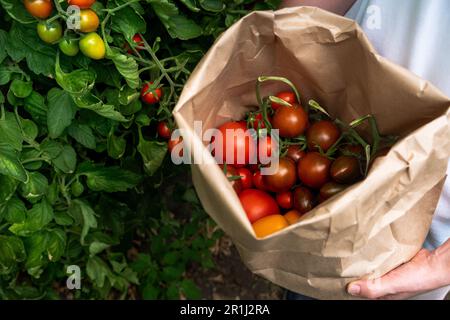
173,7,450,299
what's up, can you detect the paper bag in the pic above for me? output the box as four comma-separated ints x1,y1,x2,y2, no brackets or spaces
173,7,450,299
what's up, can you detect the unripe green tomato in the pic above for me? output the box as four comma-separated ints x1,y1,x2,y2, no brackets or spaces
79,32,105,60
37,20,62,44
71,180,84,197
59,39,80,56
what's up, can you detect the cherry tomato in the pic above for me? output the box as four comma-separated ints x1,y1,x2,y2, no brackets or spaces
37,21,62,44
252,215,288,238
221,165,243,195
257,135,277,163
59,39,79,56
330,155,361,184
157,121,171,140
239,189,280,223
168,136,183,157
264,157,297,192
297,152,331,189
340,144,364,157
276,191,293,210
214,121,257,168
24,0,53,19
79,9,99,33
141,82,163,105
286,145,305,163
306,120,340,152
292,187,315,214
252,171,268,191
237,168,253,190
284,210,302,225
67,0,96,9
319,182,347,202
271,91,297,110
127,34,144,54
272,104,308,138
79,32,105,60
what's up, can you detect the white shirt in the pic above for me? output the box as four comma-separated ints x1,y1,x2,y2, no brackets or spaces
346,0,450,250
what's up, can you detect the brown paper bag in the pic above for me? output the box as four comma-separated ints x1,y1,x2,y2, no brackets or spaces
173,7,450,299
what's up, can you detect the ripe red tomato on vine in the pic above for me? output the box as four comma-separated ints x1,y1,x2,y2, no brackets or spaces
24,0,53,19
67,0,96,9
141,82,163,105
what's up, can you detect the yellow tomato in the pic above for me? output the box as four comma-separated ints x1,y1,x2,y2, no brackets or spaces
284,210,302,225
252,215,288,238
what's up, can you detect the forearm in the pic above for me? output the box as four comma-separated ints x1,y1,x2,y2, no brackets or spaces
280,0,357,16
432,238,450,287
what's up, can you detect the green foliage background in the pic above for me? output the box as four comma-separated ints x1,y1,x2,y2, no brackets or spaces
0,0,280,299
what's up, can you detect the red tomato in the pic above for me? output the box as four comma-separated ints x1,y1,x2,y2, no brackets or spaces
24,0,53,19
292,187,315,214
276,191,293,210
330,155,361,184
239,189,280,223
271,91,297,110
237,168,253,190
221,165,243,195
141,82,163,105
252,215,288,238
286,145,306,163
297,152,331,189
127,34,144,54
67,0,96,9
272,103,309,138
284,210,302,225
168,136,183,157
157,121,171,140
252,171,268,191
263,157,297,192
306,120,340,152
257,135,277,163
214,121,257,167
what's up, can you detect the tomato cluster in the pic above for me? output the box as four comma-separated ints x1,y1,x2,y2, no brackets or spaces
217,78,386,239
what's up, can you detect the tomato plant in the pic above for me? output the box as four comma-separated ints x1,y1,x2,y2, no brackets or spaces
239,189,280,223
24,0,53,19
141,82,163,104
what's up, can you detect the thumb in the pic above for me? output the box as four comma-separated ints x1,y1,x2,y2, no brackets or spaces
347,278,395,299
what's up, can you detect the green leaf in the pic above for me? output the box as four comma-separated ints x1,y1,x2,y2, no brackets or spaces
40,140,63,159
180,279,202,299
78,162,141,192
10,79,33,98
106,48,140,89
3,197,27,223
107,133,126,159
149,0,203,40
19,171,48,203
46,229,66,262
71,200,97,245
111,0,146,40
47,88,77,139
24,91,47,127
137,139,168,176
21,119,38,141
55,56,96,96
9,199,54,236
0,0,36,24
23,231,49,278
73,93,129,122
199,0,225,12
0,111,23,151
52,145,77,174
0,174,19,221
54,211,74,226
0,143,28,182
0,30,7,63
89,241,110,256
0,235,26,274
68,123,96,149
86,256,110,288
179,0,200,12
6,22,57,76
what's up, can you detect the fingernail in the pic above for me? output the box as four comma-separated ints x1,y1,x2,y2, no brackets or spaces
348,284,361,296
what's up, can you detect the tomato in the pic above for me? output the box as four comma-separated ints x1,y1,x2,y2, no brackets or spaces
239,189,280,223
157,121,171,140
306,120,340,152
67,0,96,9
276,191,293,210
79,32,105,60
340,144,364,157
141,82,163,105
272,104,308,138
24,0,53,19
271,91,297,110
284,210,302,225
319,182,347,202
257,134,277,163
264,157,296,192
237,168,253,190
252,215,288,238
286,145,305,163
37,21,62,44
221,165,243,195
127,34,144,54
252,171,268,191
248,112,269,130
168,136,183,157
292,187,315,214
59,39,79,56
297,152,331,189
79,9,99,33
214,121,257,167
330,155,361,184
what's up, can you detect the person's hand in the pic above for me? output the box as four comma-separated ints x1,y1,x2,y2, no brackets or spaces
347,239,450,300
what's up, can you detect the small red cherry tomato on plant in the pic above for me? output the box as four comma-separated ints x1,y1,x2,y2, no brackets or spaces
141,82,163,105
67,0,96,9
79,9,99,33
24,0,53,19
157,121,171,140
168,136,183,157
127,34,144,54
252,171,268,191
221,165,243,195
237,168,253,190
271,91,297,110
